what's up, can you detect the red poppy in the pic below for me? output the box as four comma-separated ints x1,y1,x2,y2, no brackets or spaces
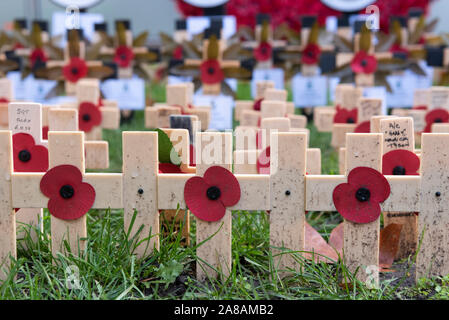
382,149,420,176
114,45,135,68
389,44,409,57
423,108,449,133
333,106,358,124
30,48,48,68
200,59,224,85
159,163,182,173
333,167,390,224
0,98,9,103
78,102,102,133
63,57,88,83
184,166,240,222
189,144,196,166
354,121,370,133
257,146,270,174
98,97,104,107
40,164,95,220
350,51,377,74
412,105,427,110
42,126,49,140
12,133,48,172
301,43,321,65
254,42,272,62
173,45,183,60
13,42,24,50
253,98,264,111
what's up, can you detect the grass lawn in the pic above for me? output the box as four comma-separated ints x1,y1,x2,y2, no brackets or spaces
1,82,448,300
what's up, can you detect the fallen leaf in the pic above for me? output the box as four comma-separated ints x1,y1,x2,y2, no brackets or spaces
304,222,339,263
379,223,403,270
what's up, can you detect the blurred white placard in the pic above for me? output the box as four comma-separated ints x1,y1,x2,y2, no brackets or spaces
193,93,233,130
101,77,145,110
292,74,328,107
251,68,284,99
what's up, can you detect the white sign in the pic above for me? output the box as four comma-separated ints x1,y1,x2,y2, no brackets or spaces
25,77,58,103
292,74,328,107
251,68,284,99
193,93,233,130
328,77,341,104
101,77,145,110
387,73,416,108
7,71,27,101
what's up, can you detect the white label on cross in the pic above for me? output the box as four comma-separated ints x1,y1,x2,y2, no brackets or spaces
193,93,233,130
292,74,328,107
386,73,416,108
25,76,58,103
9,102,43,145
251,69,284,98
100,77,145,110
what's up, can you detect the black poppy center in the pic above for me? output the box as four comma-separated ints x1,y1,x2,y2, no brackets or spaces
361,59,368,67
18,149,31,162
71,67,79,75
207,67,215,75
82,113,91,122
120,54,127,61
307,51,314,57
393,165,406,175
60,185,75,199
206,186,221,201
355,187,370,202
346,117,355,124
434,118,443,123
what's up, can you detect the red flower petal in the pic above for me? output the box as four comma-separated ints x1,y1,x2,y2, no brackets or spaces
423,108,449,133
200,59,224,84
12,133,48,172
30,48,48,68
301,43,321,65
78,102,102,133
63,57,88,83
333,106,357,124
42,126,49,140
382,150,420,176
159,163,182,173
253,98,264,111
0,98,9,103
40,165,95,220
114,45,135,68
412,105,427,110
189,144,196,166
173,45,183,60
254,42,272,62
351,51,377,74
333,167,390,224
203,166,241,207
184,176,226,222
257,146,270,174
354,121,370,133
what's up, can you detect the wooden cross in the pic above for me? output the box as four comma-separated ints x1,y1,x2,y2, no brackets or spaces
0,78,14,129
10,130,122,258
145,82,210,130
236,85,305,129
184,31,240,95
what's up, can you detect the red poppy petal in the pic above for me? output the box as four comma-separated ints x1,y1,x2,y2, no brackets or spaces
347,167,390,203
42,126,49,140
184,176,226,222
203,166,241,207
40,165,83,199
200,60,224,84
47,182,95,220
333,183,382,224
13,133,49,172
333,108,357,124
159,163,182,173
354,121,370,133
189,144,196,166
78,102,102,133
254,42,272,62
382,150,420,176
257,146,270,174
253,98,263,111
13,133,36,151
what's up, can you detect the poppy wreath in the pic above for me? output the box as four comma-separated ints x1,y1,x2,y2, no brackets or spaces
301,43,321,65
12,133,49,172
254,42,272,62
382,149,420,176
333,106,358,124
423,109,449,133
354,121,371,133
40,165,96,220
30,48,48,69
78,102,102,133
114,45,135,68
333,167,391,224
350,51,377,74
63,57,88,83
200,59,224,85
184,166,241,222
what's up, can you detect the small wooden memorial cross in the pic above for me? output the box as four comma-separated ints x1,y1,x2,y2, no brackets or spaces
10,131,123,257
184,30,240,95
145,83,210,131
0,78,14,129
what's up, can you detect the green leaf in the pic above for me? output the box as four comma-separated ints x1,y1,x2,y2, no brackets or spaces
156,260,183,284
150,128,181,165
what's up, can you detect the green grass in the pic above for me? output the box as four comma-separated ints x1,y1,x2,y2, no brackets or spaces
0,82,446,300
